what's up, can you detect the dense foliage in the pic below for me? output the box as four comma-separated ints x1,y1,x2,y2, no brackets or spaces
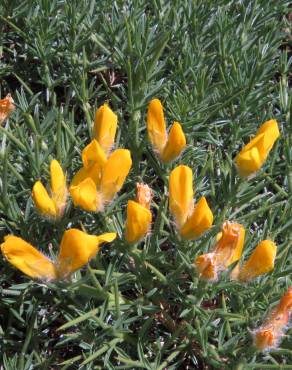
0,0,291,368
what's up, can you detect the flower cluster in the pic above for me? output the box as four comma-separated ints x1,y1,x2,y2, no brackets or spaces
1,95,285,350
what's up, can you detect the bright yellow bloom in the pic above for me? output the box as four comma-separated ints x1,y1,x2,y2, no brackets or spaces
56,229,116,278
253,287,292,350
169,165,213,239
235,240,277,282
32,160,67,219
180,197,215,240
1,229,116,281
147,99,186,163
1,235,57,280
100,149,132,202
70,141,132,212
235,119,280,177
194,221,245,281
125,183,152,243
93,103,118,154
0,94,15,124
82,139,107,169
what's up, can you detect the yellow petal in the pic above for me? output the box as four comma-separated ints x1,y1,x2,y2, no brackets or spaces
169,165,194,228
100,149,132,202
93,104,118,154
256,119,280,149
56,229,116,277
50,159,67,216
180,197,213,240
70,178,102,212
0,94,15,124
1,235,56,280
71,163,102,188
81,139,107,169
235,140,263,177
125,200,152,243
235,119,280,177
147,99,167,155
32,181,57,218
161,122,186,163
237,240,277,282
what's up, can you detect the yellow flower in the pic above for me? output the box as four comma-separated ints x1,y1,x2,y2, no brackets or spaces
0,94,15,124
194,221,245,281
125,183,152,243
56,229,116,278
1,229,116,281
70,140,132,212
147,99,186,163
93,103,118,154
234,240,277,282
235,119,280,177
253,287,292,350
32,159,67,219
169,165,213,239
1,235,57,280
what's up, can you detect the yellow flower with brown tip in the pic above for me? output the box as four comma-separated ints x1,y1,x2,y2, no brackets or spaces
235,119,280,177
147,99,186,163
0,94,15,124
169,165,213,240
1,229,116,281
125,183,152,243
253,287,292,350
232,240,277,282
194,221,245,281
93,103,118,154
32,160,67,219
70,140,132,212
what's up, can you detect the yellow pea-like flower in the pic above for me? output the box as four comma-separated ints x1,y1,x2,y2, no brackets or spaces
1,235,57,281
125,183,152,243
100,149,132,202
32,159,67,219
235,119,280,177
235,240,277,282
0,94,15,124
82,139,107,169
180,197,214,240
169,165,213,239
93,103,118,154
169,165,193,228
56,229,116,278
70,178,103,212
147,99,186,163
70,145,132,212
1,229,117,281
194,221,245,281
161,122,186,163
253,287,292,350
